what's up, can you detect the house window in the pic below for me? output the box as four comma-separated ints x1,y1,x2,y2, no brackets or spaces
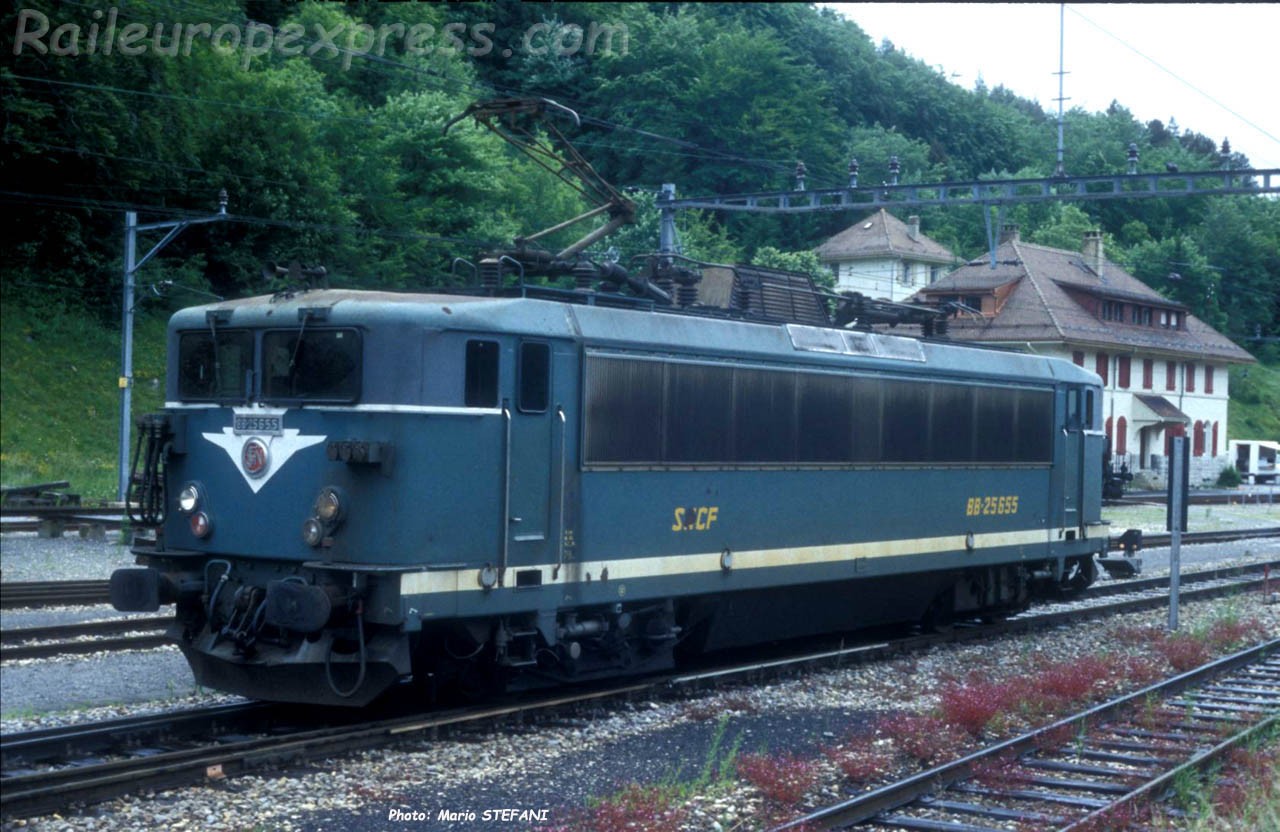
1160,311,1169,328
1142,358,1153,389
1141,307,1153,326
1095,352,1109,386
1205,365,1214,395
1193,421,1206,457
1117,416,1128,456
1118,355,1131,389
1072,351,1084,367
1185,362,1196,392
1166,361,1176,391
901,262,912,285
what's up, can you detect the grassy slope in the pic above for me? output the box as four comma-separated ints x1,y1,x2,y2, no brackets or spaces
1,301,1276,502
1,303,167,501
1229,361,1280,440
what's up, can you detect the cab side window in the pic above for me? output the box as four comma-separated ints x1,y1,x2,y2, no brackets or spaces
465,340,499,407
518,342,550,413
1066,389,1082,430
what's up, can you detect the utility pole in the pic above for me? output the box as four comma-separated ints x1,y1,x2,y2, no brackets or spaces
1167,435,1189,630
117,190,228,502
1054,2,1069,177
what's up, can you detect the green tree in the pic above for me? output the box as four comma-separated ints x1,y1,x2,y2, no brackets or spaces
751,246,835,290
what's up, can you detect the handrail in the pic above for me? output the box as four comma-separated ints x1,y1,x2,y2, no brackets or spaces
554,406,567,579
500,403,511,587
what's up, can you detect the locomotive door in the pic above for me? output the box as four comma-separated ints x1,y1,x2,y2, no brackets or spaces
1062,386,1092,529
505,340,564,573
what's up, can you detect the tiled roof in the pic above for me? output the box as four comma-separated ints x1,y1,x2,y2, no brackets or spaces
917,239,1255,364
816,209,956,264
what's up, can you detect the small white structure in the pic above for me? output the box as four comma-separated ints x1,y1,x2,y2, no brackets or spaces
815,210,957,301
1229,440,1279,484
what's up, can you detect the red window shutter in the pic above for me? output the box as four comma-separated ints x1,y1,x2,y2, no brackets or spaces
1118,355,1131,389
1095,352,1108,385
1205,365,1214,394
1117,416,1128,455
1193,421,1205,457
1072,351,1084,367
1212,422,1219,457
1142,359,1153,389
1105,416,1113,447
1185,362,1196,392
1166,362,1176,391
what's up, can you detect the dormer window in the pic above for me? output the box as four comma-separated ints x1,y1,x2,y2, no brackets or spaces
1100,300,1128,322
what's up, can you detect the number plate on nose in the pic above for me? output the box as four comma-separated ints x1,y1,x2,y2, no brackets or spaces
233,414,283,435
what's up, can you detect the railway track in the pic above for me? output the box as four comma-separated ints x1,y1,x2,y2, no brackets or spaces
0,517,125,535
1,558,1275,662
777,639,1279,831
2,566,1275,821
0,616,172,661
1119,525,1280,551
0,504,128,537
1108,489,1278,507
1,527,1275,612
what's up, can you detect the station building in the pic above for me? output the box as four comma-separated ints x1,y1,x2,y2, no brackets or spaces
908,226,1256,486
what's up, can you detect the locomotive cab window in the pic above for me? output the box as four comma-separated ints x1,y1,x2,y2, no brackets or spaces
1066,389,1082,429
465,340,500,408
262,328,361,402
178,330,254,401
518,342,550,413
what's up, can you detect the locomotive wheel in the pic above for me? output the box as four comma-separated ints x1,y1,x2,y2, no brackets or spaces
1059,557,1096,597
920,590,955,634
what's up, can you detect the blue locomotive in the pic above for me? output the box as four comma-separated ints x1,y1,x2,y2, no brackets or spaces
112,265,1109,707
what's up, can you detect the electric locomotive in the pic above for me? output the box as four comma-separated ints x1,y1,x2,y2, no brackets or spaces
113,269,1109,707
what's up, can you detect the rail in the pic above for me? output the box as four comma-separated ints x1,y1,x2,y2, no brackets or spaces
775,640,1279,830
2,570,1274,821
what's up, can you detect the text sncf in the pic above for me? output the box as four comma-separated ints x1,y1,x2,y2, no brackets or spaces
672,506,718,532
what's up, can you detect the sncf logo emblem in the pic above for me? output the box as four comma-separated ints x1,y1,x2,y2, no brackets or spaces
202,408,325,493
241,437,270,479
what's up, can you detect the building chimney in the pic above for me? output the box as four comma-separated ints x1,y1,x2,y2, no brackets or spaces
907,215,920,241
999,224,1020,244
1082,230,1104,278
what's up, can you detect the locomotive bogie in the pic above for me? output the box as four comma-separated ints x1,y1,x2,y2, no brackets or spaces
118,290,1108,706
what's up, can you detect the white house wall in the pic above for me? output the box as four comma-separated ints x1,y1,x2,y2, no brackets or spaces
835,258,941,301
1046,347,1232,485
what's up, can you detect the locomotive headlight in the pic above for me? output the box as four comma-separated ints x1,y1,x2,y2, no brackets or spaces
301,517,325,548
313,486,345,524
178,483,201,514
189,511,213,538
